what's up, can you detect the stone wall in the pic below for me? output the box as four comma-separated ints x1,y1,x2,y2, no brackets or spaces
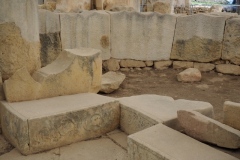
0,0,41,80
38,11,240,75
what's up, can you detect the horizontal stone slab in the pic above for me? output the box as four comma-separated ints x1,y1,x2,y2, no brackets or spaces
128,124,238,160
118,94,213,134
1,93,120,155
178,110,240,149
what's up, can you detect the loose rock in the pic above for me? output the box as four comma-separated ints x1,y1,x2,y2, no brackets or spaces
177,68,202,82
100,71,126,94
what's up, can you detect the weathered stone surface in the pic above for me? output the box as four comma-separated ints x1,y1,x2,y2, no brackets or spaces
120,60,146,68
119,94,213,134
33,48,102,99
1,93,120,155
3,67,41,102
216,64,240,75
0,73,4,101
171,14,227,62
173,61,193,69
153,0,174,14
60,11,110,60
39,9,61,67
178,110,240,149
223,101,240,131
0,148,59,160
0,137,127,160
154,61,172,70
144,61,153,67
55,0,91,12
194,62,215,72
103,59,120,71
0,0,41,80
100,71,126,94
107,129,128,150
222,17,240,65
96,0,140,12
107,5,135,11
0,135,13,156
177,68,202,82
111,12,177,61
128,124,239,160
210,5,223,12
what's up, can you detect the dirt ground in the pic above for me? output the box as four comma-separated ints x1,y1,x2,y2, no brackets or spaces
100,68,240,159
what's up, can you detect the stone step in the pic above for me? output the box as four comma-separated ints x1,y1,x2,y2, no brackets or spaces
119,94,213,134
0,93,120,155
128,124,239,160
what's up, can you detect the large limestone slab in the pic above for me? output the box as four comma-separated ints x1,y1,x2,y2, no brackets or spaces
33,48,102,99
178,110,240,149
110,12,177,61
3,67,41,102
0,0,41,80
171,14,227,62
223,101,240,131
222,17,240,65
0,93,120,155
38,9,61,67
118,94,213,134
60,11,110,60
128,124,239,160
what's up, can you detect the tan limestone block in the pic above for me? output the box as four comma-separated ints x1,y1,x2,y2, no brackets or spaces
3,67,41,102
223,101,240,131
33,48,102,99
178,110,240,149
154,61,172,70
173,61,193,69
120,60,146,68
194,62,215,72
216,64,240,75
177,68,202,82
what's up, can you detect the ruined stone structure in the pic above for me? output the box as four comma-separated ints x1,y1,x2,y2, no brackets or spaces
0,0,240,159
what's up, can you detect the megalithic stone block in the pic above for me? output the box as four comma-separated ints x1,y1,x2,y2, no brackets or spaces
222,17,240,65
3,67,41,102
33,48,102,99
1,93,119,155
60,11,110,60
110,11,177,61
38,9,62,67
171,14,228,62
177,110,240,149
0,0,41,80
223,101,240,131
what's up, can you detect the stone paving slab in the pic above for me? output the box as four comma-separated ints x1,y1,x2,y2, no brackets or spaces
0,137,127,160
1,93,120,155
128,124,239,160
119,94,213,134
107,129,128,150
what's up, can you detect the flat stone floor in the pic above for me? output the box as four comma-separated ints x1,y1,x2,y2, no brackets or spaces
0,130,128,160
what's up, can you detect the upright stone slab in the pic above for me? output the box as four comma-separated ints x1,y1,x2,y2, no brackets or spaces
60,11,110,60
128,124,239,160
222,17,240,65
33,48,102,99
110,12,177,61
118,94,213,134
1,93,120,155
171,14,227,62
223,101,240,131
38,9,61,67
0,0,41,80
